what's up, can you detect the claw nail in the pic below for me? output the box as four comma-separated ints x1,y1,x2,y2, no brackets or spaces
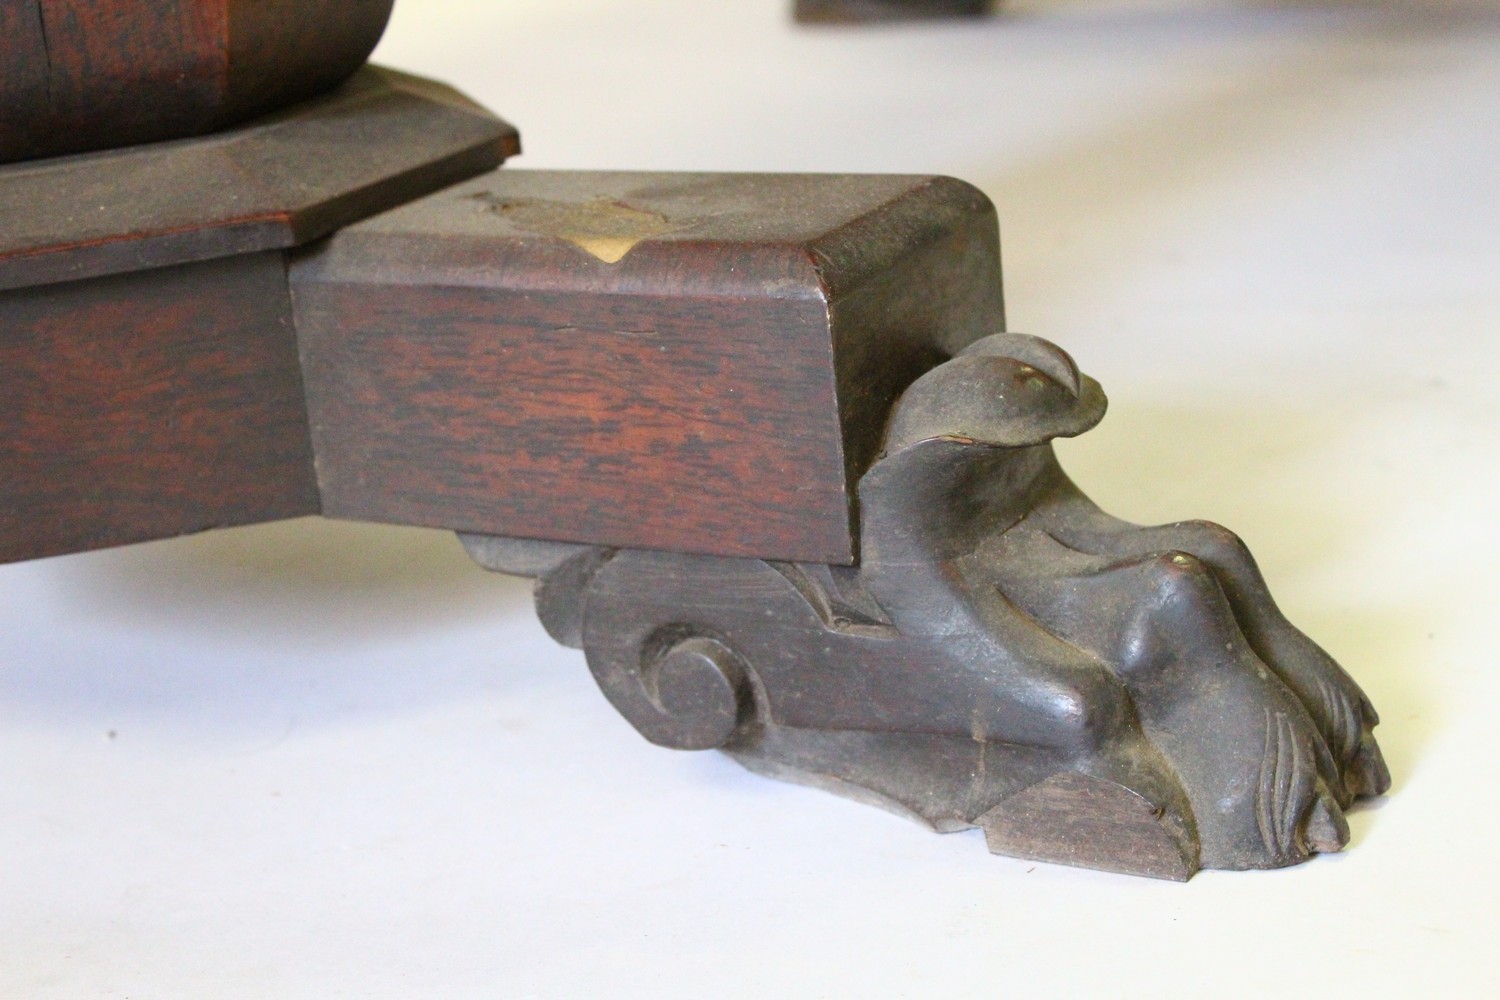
1303,792,1350,854
1346,734,1392,798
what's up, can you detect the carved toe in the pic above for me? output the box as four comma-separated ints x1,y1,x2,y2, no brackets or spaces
1300,790,1351,855
1346,731,1392,798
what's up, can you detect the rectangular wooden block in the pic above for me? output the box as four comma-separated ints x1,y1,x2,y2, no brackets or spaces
0,252,320,563
291,170,1004,564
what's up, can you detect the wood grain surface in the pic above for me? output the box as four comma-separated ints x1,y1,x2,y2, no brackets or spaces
0,253,318,564
292,171,1004,564
296,276,847,562
0,67,519,293
0,0,395,164
1,169,1001,566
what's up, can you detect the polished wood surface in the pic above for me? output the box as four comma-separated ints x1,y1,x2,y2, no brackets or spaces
0,253,319,564
290,171,1003,564
0,0,394,163
0,68,519,292
0,167,1001,567
0,67,519,564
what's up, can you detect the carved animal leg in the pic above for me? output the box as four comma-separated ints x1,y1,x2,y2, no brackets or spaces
577,547,1144,757
468,536,1200,878
458,330,1388,878
988,530,1350,870
1032,492,1389,801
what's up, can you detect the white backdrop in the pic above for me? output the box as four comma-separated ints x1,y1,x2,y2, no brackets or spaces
4,1,1499,996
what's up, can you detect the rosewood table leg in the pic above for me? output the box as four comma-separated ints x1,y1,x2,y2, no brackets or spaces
0,133,1388,877
290,169,1388,880
0,4,1392,873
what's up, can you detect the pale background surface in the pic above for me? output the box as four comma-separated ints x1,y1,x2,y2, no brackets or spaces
4,1,1498,996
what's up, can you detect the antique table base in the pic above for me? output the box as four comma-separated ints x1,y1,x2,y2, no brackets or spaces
0,66,1387,881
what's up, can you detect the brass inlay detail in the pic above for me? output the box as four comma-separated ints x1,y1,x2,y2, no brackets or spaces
472,193,684,264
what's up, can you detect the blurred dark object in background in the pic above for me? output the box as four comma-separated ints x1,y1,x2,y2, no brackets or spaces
796,0,993,23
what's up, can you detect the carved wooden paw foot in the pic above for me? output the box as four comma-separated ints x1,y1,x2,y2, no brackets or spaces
463,333,1387,880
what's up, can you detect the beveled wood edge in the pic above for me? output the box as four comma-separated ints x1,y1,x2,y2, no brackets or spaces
0,67,519,293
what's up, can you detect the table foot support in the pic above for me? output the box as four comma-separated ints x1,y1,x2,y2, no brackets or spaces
463,334,1387,879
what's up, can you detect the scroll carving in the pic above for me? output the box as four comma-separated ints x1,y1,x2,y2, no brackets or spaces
464,333,1388,879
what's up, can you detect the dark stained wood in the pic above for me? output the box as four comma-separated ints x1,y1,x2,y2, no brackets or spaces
472,330,1388,878
0,67,520,292
299,276,846,562
821,184,1007,495
0,5,51,157
291,171,1003,565
978,773,1194,881
0,0,395,164
0,252,319,564
223,0,395,127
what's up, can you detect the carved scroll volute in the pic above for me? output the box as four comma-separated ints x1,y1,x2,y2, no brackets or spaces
631,631,757,751
458,535,762,752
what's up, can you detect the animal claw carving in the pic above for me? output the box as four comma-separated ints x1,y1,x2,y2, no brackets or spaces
465,332,1387,879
